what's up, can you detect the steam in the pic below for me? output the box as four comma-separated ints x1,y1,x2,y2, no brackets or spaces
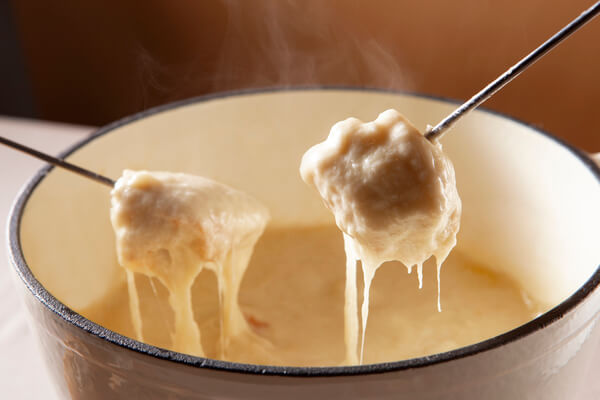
132,0,412,108
213,0,411,92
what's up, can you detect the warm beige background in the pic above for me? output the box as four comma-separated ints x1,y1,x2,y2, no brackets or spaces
11,0,600,151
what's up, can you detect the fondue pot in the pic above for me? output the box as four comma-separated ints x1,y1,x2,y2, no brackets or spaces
7,88,600,399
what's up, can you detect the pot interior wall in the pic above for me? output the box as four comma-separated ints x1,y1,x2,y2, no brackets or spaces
19,89,600,317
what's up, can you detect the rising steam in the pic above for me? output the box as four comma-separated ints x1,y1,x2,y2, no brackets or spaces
132,0,412,108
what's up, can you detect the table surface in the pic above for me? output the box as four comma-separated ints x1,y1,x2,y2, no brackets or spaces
1,116,599,399
1,116,95,400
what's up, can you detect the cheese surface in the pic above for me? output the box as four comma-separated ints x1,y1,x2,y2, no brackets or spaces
86,225,538,366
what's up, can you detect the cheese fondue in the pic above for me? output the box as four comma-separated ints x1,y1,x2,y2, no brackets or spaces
300,110,461,363
110,170,269,357
88,225,539,366
100,111,540,368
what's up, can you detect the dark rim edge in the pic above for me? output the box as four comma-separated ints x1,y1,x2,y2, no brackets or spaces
6,85,600,377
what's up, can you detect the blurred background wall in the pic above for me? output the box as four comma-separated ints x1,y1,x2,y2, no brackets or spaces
2,0,599,151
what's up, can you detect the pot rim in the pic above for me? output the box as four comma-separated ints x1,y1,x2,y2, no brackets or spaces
7,86,600,377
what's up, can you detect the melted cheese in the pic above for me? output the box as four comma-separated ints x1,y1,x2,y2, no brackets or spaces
300,110,461,363
110,170,269,357
83,225,539,366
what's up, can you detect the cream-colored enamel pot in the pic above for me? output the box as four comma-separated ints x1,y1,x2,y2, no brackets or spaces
7,88,600,399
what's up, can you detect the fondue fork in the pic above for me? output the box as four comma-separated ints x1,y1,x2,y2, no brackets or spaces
425,1,600,141
0,135,115,187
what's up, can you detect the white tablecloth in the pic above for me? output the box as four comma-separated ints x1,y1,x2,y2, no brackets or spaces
1,116,599,399
1,116,94,400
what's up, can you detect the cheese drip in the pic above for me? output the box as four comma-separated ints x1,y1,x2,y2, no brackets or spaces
300,110,461,364
83,225,541,366
110,170,269,357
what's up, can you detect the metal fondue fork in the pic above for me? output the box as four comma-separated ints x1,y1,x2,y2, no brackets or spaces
0,135,115,187
426,1,600,141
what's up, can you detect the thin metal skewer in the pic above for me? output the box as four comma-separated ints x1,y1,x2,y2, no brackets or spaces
426,1,600,142
0,136,115,187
